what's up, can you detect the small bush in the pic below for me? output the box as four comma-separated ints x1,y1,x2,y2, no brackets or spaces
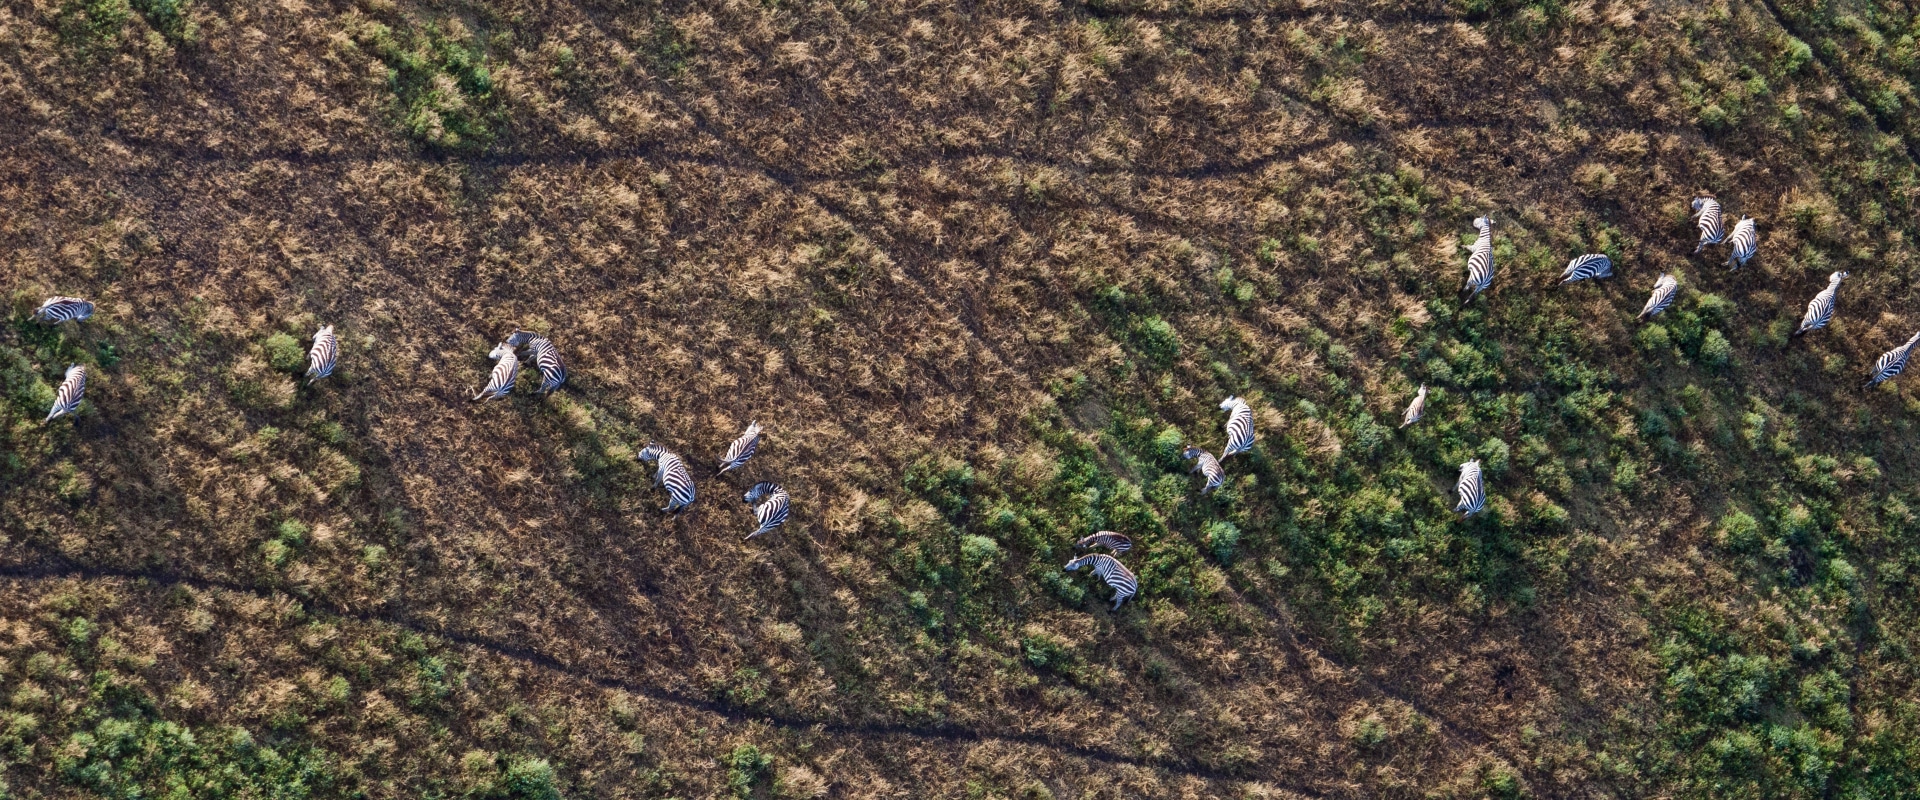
263,333,304,372
1204,521,1241,564
1699,330,1732,367
1637,324,1672,353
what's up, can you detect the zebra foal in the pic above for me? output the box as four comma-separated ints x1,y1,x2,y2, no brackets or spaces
1064,553,1138,610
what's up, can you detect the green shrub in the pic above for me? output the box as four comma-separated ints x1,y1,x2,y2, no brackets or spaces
1131,316,1181,366
1637,324,1672,353
1204,521,1241,564
263,333,304,372
725,745,773,799
1700,330,1732,367
1717,510,1763,552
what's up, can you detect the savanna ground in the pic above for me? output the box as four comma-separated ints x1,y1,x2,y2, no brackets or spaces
4,0,1920,796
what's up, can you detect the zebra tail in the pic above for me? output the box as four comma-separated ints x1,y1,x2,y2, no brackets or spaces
1790,327,1805,339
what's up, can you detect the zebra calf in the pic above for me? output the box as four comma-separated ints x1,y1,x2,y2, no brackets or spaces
1725,217,1758,269
505,330,566,394
1865,331,1920,389
1401,384,1427,429
45,365,86,423
1560,254,1612,285
718,421,763,474
1691,197,1724,254
639,442,697,512
1793,271,1847,337
743,481,790,539
1639,274,1679,320
306,325,338,385
1462,216,1495,303
1454,458,1486,517
1182,445,1225,494
1218,396,1254,459
33,297,94,324
472,343,519,401
1064,553,1138,610
1074,531,1133,554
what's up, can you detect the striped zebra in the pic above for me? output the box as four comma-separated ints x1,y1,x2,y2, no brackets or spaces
639,442,697,512
1074,531,1133,554
717,421,762,474
1691,197,1724,254
1638,274,1679,320
1725,217,1758,269
506,330,567,394
32,297,93,324
1560,254,1613,284
1454,458,1486,517
472,343,519,401
1864,331,1920,389
1401,384,1427,429
1064,553,1138,610
1218,396,1254,459
743,481,790,539
1462,216,1495,303
1792,271,1848,337
45,365,86,423
306,325,338,385
1182,445,1226,494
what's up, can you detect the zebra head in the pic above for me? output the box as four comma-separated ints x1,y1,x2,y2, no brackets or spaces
488,342,515,361
505,329,537,348
1690,196,1711,213
744,481,780,504
1218,395,1240,412
1417,384,1427,399
1830,271,1849,286
1180,445,1205,461
1063,555,1095,571
638,442,666,462
1473,216,1492,232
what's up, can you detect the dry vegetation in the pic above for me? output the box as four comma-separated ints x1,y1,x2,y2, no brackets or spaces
4,0,1920,796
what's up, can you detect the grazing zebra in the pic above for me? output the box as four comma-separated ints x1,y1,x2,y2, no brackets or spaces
1454,458,1486,517
1462,216,1495,303
32,297,93,324
743,481,790,539
717,421,763,474
1401,384,1428,429
1691,197,1724,253
1218,396,1254,459
1725,217,1758,269
472,343,519,401
1560,254,1613,284
1182,445,1226,494
639,442,697,511
45,365,86,423
1793,271,1848,337
306,325,338,385
1064,553,1138,610
1638,274,1679,320
1864,331,1920,389
506,330,567,394
1074,531,1133,554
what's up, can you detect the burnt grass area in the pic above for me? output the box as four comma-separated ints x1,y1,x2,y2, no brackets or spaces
5,0,1920,797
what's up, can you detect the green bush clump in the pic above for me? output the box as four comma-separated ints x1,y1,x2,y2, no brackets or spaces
1204,521,1241,564
352,19,499,150
1699,330,1732,367
263,333,304,372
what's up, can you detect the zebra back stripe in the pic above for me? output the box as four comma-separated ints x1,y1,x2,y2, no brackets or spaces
1794,272,1847,336
1401,385,1427,428
1725,217,1758,268
1866,332,1920,388
1183,446,1225,494
307,325,338,384
718,422,762,473
1639,274,1678,320
45,365,86,423
1463,217,1494,301
1561,254,1612,284
473,344,519,401
1065,553,1138,610
33,297,94,324
641,443,697,511
744,482,789,538
1218,397,1254,458
1455,459,1486,517
1692,197,1724,252
1074,531,1133,554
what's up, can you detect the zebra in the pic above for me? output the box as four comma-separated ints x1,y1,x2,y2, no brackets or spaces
1218,396,1254,459
1074,531,1133,554
1401,384,1427,429
306,325,338,385
1454,458,1486,517
1725,217,1758,269
1638,274,1679,321
1182,445,1226,494
506,330,566,394
1064,553,1138,610
1864,331,1920,389
1691,197,1724,253
743,481,790,539
1462,216,1495,303
1793,271,1848,337
1560,254,1613,284
472,343,519,401
717,421,763,474
32,297,93,324
45,365,86,423
639,442,697,512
